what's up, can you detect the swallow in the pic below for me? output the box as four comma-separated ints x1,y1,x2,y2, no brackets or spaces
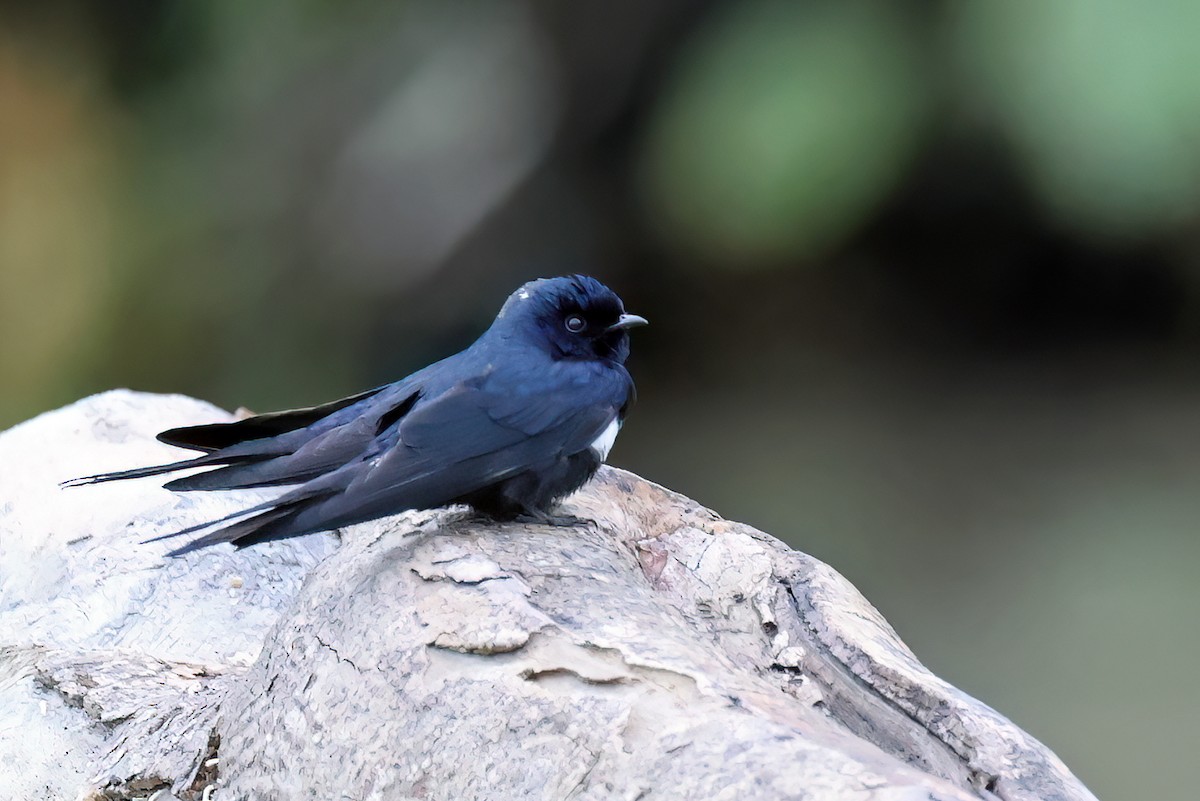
65,275,646,555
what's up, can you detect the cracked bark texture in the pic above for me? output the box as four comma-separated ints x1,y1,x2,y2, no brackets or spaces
0,391,1098,801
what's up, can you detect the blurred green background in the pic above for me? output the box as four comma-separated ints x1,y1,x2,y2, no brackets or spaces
3,2,1198,797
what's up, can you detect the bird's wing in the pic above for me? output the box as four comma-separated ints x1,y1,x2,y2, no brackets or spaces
403,358,636,464
63,382,422,490
158,363,631,554
156,384,389,452
336,364,630,516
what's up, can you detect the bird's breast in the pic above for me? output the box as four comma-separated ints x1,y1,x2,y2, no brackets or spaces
589,418,621,462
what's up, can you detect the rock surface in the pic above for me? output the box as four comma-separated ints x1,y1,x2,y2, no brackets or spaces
0,391,1098,801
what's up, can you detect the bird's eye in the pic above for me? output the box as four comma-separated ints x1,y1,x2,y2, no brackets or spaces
565,315,586,333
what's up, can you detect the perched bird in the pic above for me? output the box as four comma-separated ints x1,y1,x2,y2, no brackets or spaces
65,275,647,556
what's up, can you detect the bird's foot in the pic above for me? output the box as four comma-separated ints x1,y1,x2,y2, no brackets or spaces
514,511,594,528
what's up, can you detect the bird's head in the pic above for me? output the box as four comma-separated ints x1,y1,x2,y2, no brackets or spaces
494,275,647,363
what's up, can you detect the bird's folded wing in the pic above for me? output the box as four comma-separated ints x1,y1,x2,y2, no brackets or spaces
157,384,390,452
150,365,631,551
157,386,421,491
318,371,630,523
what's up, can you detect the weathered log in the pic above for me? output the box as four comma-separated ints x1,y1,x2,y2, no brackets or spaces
0,391,1097,801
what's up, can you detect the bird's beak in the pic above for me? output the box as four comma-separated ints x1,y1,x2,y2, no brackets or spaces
608,313,648,331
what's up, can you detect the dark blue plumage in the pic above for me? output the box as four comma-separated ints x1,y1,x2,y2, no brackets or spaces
64,276,646,555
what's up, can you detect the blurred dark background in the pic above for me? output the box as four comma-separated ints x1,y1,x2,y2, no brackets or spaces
4,2,1198,797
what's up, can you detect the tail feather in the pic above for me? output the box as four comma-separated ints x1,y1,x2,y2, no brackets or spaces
157,386,385,453
162,505,306,557
143,487,339,556
61,454,247,488
162,460,325,492
140,495,283,545
64,384,416,555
